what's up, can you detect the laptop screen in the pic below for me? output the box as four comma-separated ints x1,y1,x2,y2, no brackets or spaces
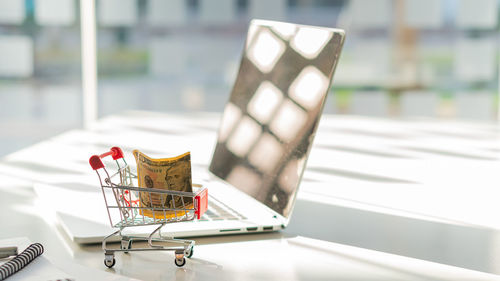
209,20,345,218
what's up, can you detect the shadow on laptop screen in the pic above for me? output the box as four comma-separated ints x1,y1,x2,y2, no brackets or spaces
210,19,345,218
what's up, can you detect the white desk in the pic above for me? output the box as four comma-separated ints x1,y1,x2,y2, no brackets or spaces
2,111,500,280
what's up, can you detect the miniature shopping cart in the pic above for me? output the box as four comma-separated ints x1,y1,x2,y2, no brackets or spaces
89,147,208,268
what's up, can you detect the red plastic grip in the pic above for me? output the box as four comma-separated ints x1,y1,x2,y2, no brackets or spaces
89,147,124,170
195,188,208,220
89,155,104,170
102,147,124,160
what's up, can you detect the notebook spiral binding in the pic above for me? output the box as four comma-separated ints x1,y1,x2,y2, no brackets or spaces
0,243,44,281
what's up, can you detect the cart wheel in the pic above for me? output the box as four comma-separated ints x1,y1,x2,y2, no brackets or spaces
186,246,194,258
175,257,186,267
104,256,116,268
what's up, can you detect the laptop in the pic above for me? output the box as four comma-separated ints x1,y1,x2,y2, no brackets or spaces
35,19,345,243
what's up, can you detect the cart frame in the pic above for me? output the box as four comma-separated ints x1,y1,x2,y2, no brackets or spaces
89,147,208,268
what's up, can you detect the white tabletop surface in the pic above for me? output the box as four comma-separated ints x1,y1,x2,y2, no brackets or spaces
2,111,500,280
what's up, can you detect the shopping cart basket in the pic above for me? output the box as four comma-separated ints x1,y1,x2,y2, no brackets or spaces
89,147,208,268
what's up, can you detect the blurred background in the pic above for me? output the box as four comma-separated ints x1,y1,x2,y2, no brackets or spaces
0,0,499,157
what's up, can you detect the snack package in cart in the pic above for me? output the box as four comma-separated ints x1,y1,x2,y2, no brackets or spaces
133,150,194,219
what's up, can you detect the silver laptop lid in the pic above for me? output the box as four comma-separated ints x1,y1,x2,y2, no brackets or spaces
209,19,345,218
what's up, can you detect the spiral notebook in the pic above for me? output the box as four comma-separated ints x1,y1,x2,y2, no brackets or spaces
0,237,73,281
0,237,138,281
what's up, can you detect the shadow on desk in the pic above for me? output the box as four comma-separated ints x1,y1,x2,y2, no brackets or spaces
286,198,500,274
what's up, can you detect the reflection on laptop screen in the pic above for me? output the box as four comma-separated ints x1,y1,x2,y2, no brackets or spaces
209,19,345,218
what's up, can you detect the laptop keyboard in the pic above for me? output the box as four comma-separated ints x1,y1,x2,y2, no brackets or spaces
199,195,247,221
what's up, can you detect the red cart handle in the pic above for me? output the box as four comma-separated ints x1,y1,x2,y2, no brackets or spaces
89,147,124,170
